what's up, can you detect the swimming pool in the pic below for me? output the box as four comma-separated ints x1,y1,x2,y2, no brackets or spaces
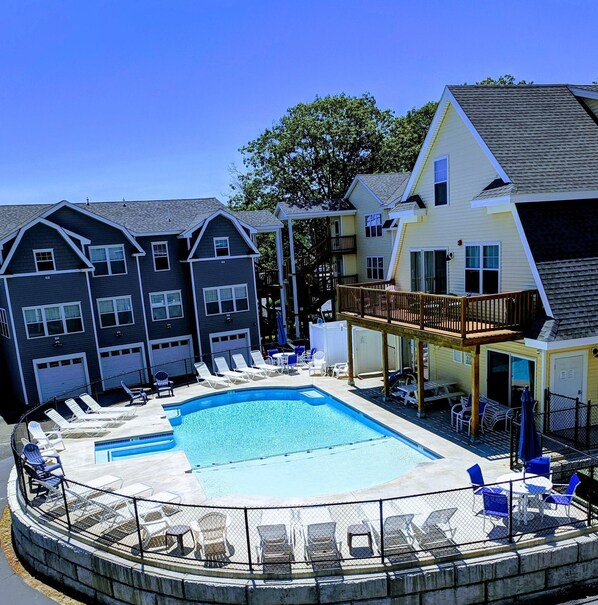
97,387,439,498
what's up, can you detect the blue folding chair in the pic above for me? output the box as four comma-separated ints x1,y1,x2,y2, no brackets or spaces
543,473,581,519
525,455,551,479
466,464,502,511
482,492,511,532
285,353,298,374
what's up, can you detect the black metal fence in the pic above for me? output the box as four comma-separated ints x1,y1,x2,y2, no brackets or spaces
11,371,598,577
542,389,597,450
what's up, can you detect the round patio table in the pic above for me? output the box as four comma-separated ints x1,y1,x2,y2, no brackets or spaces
496,471,552,524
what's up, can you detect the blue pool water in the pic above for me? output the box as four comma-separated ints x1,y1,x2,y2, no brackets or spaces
96,387,439,498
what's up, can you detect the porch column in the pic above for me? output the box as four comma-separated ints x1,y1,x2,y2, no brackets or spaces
382,331,389,401
288,218,300,339
275,228,287,327
347,321,354,386
470,346,480,439
416,339,425,418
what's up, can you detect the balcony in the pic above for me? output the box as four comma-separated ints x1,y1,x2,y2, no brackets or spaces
330,234,356,255
337,282,542,347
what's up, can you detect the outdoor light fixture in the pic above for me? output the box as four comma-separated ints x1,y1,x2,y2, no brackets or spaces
53,337,62,348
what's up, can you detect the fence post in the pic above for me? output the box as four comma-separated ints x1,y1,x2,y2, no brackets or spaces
588,465,594,526
508,481,513,543
360,289,365,318
509,422,515,470
184,358,189,387
574,398,580,448
133,497,144,559
244,508,253,573
587,400,592,450
61,479,72,531
544,388,550,434
379,499,385,563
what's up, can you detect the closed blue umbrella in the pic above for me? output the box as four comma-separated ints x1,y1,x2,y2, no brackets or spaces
276,312,287,346
518,387,541,464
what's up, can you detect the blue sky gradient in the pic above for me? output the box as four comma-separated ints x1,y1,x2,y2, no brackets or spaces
1,1,596,205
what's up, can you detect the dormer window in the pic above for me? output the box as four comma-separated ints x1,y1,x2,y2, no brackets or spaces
434,156,449,206
214,237,230,257
34,249,55,272
152,242,170,271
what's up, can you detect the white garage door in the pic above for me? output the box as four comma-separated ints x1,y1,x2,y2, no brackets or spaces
151,337,193,377
100,346,147,390
35,355,88,403
210,330,250,367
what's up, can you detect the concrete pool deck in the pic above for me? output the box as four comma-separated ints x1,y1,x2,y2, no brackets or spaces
53,368,513,508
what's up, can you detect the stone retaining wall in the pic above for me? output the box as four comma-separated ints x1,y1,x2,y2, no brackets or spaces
8,473,598,605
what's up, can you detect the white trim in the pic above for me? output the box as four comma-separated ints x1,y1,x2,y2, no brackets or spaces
365,256,385,281
0,218,94,275
149,334,193,347
386,218,407,282
485,347,537,403
513,190,598,203
569,86,598,101
89,243,128,277
41,200,145,254
135,256,153,370
96,295,135,328
3,268,93,279
189,264,203,360
0,307,9,338
33,248,56,272
213,236,230,258
188,254,260,262
433,155,450,207
134,231,181,237
470,196,513,209
345,176,386,207
463,242,501,295
203,283,249,316
251,257,261,345
525,335,598,351
3,280,27,403
33,352,90,404
549,349,588,402
389,206,427,220
364,213,383,238
511,206,552,316
148,289,184,322
85,272,104,387
151,241,170,272
409,247,449,292
22,301,85,340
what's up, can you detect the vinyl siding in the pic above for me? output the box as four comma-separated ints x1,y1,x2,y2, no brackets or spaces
349,182,394,282
546,346,598,402
192,215,253,259
0,278,25,402
193,257,259,358
7,272,100,403
7,223,84,274
393,104,536,294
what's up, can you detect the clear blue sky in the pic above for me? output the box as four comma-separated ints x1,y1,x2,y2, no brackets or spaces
1,0,596,205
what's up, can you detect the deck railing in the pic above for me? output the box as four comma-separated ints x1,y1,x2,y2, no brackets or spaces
338,284,540,338
330,234,356,254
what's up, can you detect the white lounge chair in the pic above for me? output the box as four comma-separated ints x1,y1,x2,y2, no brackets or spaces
45,409,111,437
214,357,249,383
28,420,65,451
194,362,230,388
232,353,265,379
257,508,294,563
79,393,136,418
308,352,327,376
412,508,457,551
250,350,283,375
300,507,341,564
65,398,122,425
359,502,416,557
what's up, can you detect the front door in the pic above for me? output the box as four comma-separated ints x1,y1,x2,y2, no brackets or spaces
549,353,586,431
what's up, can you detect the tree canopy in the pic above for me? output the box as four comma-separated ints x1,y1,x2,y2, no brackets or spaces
475,74,532,85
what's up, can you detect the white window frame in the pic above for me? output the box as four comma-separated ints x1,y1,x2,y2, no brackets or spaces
433,155,449,206
203,284,250,316
465,242,501,294
0,308,9,338
410,247,449,293
97,296,134,328
214,237,230,257
365,213,382,238
33,249,55,272
151,241,170,272
366,256,384,280
149,290,183,322
89,244,127,276
22,302,84,339
452,350,463,364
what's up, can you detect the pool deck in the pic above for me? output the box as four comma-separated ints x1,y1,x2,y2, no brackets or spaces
55,368,513,508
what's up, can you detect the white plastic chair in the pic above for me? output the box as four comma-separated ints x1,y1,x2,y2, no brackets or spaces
308,352,327,376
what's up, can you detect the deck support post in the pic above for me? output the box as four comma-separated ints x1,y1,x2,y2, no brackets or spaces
382,331,389,401
416,339,425,418
470,346,480,439
287,218,300,339
275,228,287,328
347,321,355,386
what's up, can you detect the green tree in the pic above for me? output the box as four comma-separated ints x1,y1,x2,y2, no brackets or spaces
475,74,532,85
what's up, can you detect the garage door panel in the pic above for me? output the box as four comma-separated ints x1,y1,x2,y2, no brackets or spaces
36,356,87,403
209,331,250,369
151,338,193,378
100,346,146,390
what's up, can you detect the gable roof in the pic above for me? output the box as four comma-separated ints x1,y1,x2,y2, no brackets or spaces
347,173,411,206
517,199,598,341
0,204,53,243
275,199,355,220
447,85,598,197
